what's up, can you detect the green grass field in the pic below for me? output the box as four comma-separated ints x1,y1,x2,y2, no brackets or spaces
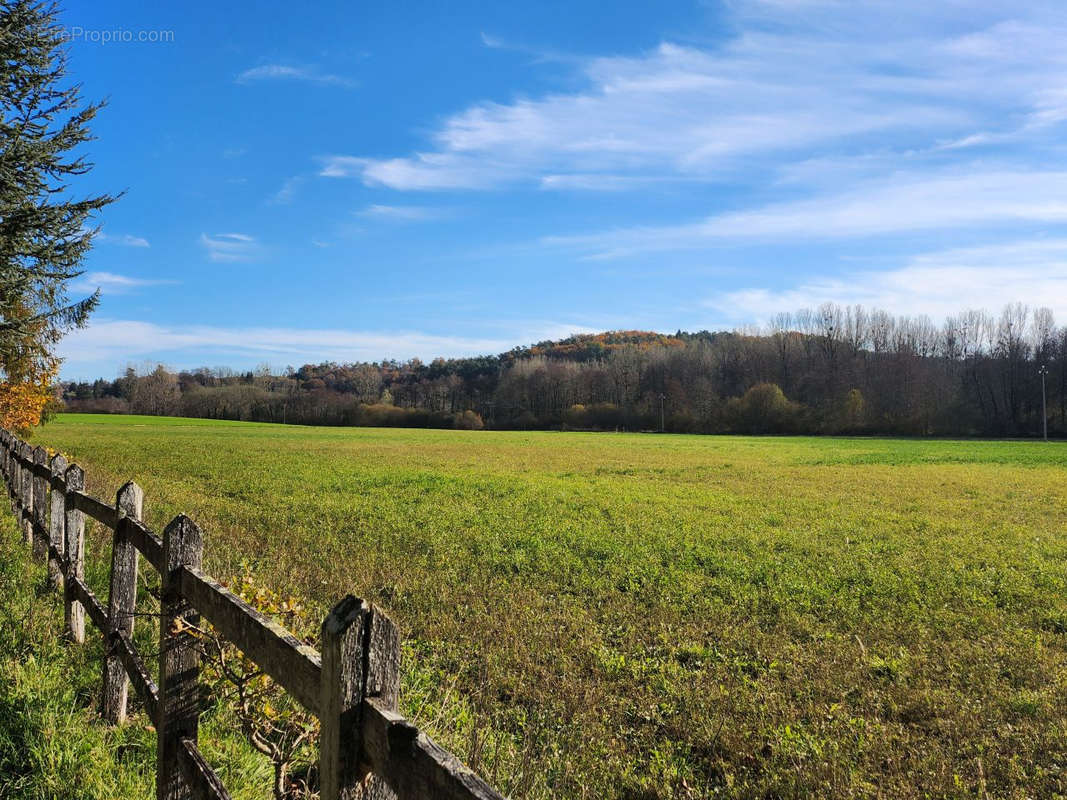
6,413,1067,798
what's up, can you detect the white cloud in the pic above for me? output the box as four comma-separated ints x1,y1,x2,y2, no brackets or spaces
708,239,1067,323
539,174,661,191
543,169,1067,257
199,233,260,263
318,156,365,178
71,272,175,295
236,64,354,87
322,6,1067,192
356,204,440,221
319,153,507,189
270,176,302,204
97,232,150,247
477,31,577,65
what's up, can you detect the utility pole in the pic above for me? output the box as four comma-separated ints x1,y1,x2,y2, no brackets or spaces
1039,364,1049,441
659,392,665,433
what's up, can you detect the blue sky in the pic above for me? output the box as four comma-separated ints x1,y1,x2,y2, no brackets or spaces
55,0,1067,379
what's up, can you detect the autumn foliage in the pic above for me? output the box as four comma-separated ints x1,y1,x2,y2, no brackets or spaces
0,368,57,433
0,304,59,431
0,304,61,433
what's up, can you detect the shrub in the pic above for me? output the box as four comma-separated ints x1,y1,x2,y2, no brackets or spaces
563,404,588,429
585,403,623,430
725,383,803,434
454,410,485,430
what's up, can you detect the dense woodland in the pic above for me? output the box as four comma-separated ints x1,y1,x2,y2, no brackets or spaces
61,303,1066,437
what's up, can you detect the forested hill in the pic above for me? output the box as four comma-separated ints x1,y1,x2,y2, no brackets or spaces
62,304,1063,437
503,330,696,360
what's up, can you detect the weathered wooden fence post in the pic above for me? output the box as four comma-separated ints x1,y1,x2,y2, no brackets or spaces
17,442,28,542
47,454,67,589
8,434,16,500
64,463,86,643
320,596,400,800
1,434,10,507
320,596,369,800
6,435,13,500
8,435,16,507
31,446,48,562
5,435,12,507
102,481,144,724
5,434,12,503
15,438,23,522
158,514,203,800
6,435,17,512
1,432,9,500
362,607,400,800
19,442,32,545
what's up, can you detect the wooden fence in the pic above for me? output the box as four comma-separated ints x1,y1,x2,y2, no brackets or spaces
0,429,505,800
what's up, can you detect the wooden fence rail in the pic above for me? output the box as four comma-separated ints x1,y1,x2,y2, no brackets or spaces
0,429,506,800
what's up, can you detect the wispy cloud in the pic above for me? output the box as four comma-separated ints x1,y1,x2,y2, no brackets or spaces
270,176,303,204
318,156,365,178
539,174,664,191
199,233,260,263
480,32,507,49
356,204,442,221
71,271,175,296
97,232,150,248
236,64,354,87
318,154,505,189
543,169,1067,257
321,4,1067,199
478,31,579,65
708,239,1067,323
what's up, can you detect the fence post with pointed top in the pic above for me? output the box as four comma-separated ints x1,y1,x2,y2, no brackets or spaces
3,433,12,509
102,481,144,724
6,435,13,507
31,446,48,562
7,435,18,513
19,442,32,546
1,432,9,501
48,453,67,589
63,463,86,643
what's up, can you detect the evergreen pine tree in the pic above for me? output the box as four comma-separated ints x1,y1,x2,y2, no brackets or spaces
0,0,115,396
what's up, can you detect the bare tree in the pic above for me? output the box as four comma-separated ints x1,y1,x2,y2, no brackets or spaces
129,365,180,416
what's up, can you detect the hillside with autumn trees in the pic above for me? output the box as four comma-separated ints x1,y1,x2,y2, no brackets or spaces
60,302,1064,438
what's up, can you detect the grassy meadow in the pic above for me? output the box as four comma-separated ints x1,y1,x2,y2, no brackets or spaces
5,412,1067,798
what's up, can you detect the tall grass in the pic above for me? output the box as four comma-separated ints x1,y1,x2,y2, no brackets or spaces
0,522,291,798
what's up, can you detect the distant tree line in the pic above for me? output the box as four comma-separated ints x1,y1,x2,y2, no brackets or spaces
60,303,1067,437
